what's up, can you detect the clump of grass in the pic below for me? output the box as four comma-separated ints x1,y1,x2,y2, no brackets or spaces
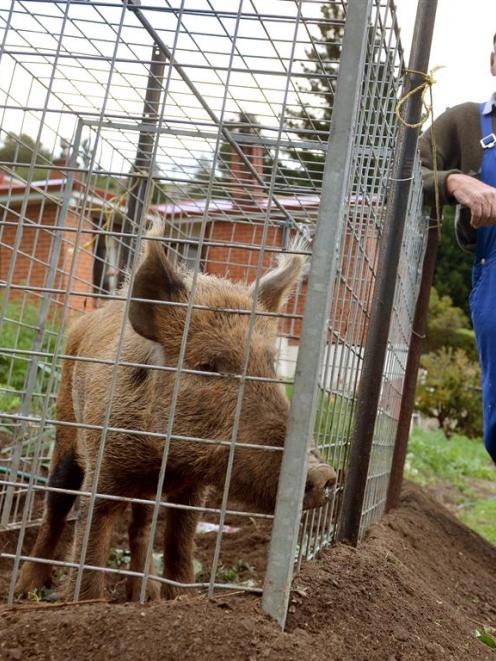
107,548,131,569
216,560,256,587
475,626,496,650
26,586,52,602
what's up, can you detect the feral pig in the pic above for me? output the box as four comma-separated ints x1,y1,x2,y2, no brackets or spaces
16,226,336,601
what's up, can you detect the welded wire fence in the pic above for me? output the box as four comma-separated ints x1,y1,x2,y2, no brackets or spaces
0,0,428,626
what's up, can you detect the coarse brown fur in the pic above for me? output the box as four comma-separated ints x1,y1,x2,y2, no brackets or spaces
16,226,335,601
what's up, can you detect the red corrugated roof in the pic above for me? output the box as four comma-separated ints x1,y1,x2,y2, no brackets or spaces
0,174,378,216
152,194,321,217
0,176,121,201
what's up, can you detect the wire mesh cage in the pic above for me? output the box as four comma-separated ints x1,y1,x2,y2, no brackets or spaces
0,0,427,624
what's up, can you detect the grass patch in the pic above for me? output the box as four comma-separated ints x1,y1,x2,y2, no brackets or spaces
0,295,60,417
406,427,496,545
459,500,496,545
405,428,494,488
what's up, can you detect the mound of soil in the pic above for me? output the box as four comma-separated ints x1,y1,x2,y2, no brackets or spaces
1,483,496,660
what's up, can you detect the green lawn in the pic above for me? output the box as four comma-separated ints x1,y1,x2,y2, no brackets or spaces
405,428,496,544
458,500,496,545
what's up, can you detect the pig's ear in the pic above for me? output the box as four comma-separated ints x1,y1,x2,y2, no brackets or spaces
250,241,307,312
129,234,186,342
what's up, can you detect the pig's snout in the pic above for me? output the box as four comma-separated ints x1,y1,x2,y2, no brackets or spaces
303,459,337,510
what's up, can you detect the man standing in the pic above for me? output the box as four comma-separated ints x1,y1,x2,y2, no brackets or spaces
420,34,496,463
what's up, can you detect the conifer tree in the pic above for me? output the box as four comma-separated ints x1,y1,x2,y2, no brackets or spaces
283,3,345,189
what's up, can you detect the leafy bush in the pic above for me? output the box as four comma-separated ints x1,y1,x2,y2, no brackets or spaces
425,288,477,360
433,206,473,318
0,132,52,181
415,347,482,438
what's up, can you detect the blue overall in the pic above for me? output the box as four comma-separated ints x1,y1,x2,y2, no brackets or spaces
469,103,496,462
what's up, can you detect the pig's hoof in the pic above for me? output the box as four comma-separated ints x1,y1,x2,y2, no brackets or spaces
15,563,52,596
126,576,161,602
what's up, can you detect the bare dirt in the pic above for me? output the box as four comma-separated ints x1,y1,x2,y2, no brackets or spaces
1,483,496,661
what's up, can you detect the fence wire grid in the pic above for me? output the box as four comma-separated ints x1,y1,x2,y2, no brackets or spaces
0,0,427,624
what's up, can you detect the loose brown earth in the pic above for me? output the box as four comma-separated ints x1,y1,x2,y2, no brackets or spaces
1,483,496,660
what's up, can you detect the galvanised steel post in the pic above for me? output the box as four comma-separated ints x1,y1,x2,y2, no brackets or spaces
123,0,296,230
386,213,439,511
262,0,373,629
119,42,166,281
338,0,438,546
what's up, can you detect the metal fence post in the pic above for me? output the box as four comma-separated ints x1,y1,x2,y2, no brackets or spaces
262,0,373,629
123,0,296,229
386,212,439,511
119,42,166,280
338,0,438,546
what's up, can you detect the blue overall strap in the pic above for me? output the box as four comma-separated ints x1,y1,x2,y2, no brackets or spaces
476,104,496,261
470,102,496,463
480,104,496,154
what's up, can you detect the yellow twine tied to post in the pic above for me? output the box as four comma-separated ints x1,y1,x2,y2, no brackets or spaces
395,65,445,234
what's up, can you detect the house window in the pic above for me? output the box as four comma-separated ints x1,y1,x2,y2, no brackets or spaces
93,232,119,296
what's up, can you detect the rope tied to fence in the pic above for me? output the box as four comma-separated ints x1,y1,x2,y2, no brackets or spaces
396,66,443,129
396,66,445,235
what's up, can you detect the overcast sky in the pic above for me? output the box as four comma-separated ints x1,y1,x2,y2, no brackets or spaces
396,0,496,121
2,0,496,172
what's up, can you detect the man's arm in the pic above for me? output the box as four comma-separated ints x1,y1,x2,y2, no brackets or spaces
446,172,496,228
420,106,496,228
419,111,463,208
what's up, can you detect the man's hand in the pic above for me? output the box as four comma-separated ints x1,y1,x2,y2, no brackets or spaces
446,173,496,228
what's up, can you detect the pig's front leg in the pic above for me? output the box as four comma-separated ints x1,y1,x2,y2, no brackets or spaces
127,503,161,601
162,487,204,599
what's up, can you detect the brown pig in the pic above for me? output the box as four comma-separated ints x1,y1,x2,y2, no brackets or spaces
16,225,336,601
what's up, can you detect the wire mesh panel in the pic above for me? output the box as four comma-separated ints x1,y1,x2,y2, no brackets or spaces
280,1,428,567
0,0,427,624
359,156,425,537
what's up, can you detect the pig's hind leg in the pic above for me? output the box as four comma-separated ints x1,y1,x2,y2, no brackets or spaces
64,465,124,601
15,380,83,595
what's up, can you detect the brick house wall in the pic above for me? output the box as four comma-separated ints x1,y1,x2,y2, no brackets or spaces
0,200,95,315
206,218,284,283
204,216,379,348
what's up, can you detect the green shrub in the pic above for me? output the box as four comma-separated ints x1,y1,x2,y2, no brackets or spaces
432,206,473,318
425,288,477,360
415,347,482,438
